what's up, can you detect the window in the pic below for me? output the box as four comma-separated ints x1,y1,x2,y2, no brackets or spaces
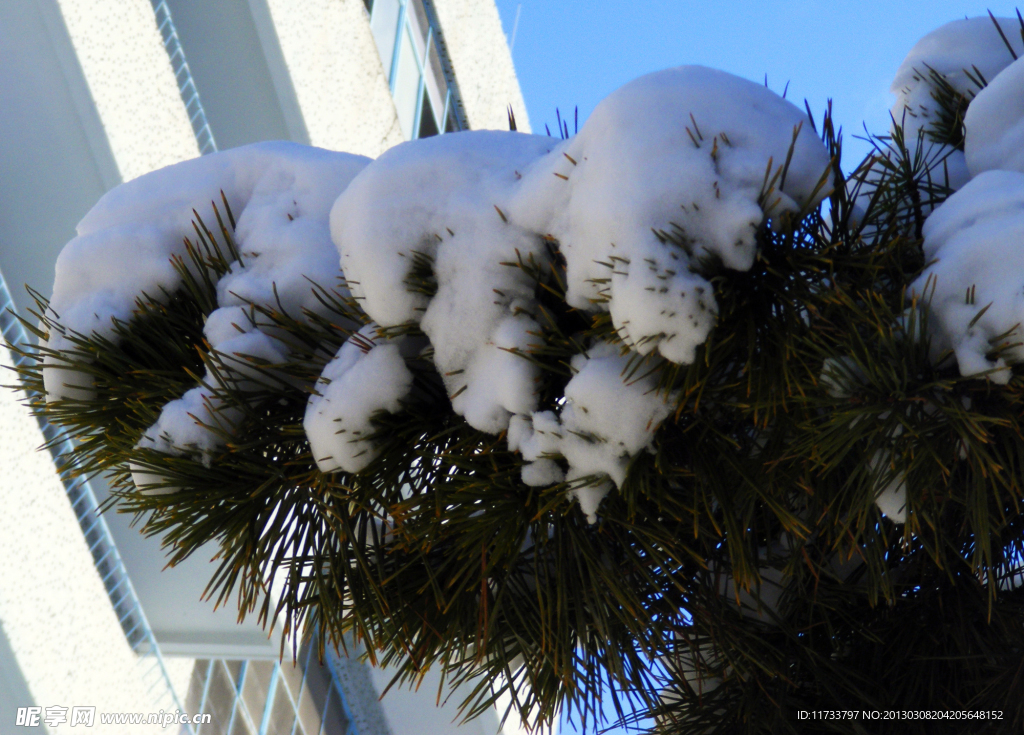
184,644,356,735
364,0,465,139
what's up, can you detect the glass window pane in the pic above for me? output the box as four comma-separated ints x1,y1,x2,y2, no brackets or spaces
418,93,439,139
393,27,423,140
265,676,297,735
320,685,350,735
279,659,309,714
424,40,447,128
185,660,210,715
229,710,254,735
370,0,401,80
226,661,244,690
406,0,429,60
241,661,276,728
203,662,236,735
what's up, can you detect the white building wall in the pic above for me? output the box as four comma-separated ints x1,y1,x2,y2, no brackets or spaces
260,0,531,157
0,349,194,734
57,0,199,181
432,0,530,132
263,0,406,157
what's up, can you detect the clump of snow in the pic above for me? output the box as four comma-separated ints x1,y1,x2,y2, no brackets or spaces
874,476,908,523
331,131,556,434
131,315,295,493
508,344,676,523
819,362,909,522
849,17,1024,232
137,321,289,450
45,141,369,403
911,170,1024,384
328,67,828,519
820,356,867,399
513,65,832,365
965,56,1024,177
870,450,907,523
886,19,1018,199
304,325,415,474
890,16,1022,192
44,142,368,489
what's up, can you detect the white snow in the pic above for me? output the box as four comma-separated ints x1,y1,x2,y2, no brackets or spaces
901,19,1024,390
890,16,1022,187
911,170,1024,384
304,325,415,474
513,65,832,366
819,356,866,399
872,456,908,524
331,130,556,434
327,66,829,519
508,344,676,523
137,326,289,451
885,17,1024,203
45,141,369,402
45,142,368,484
965,55,1024,177
45,67,834,518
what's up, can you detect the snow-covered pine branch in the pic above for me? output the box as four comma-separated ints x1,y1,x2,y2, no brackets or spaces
15,17,1024,732
42,65,832,520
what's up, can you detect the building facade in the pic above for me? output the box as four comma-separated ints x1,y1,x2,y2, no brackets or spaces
0,0,531,732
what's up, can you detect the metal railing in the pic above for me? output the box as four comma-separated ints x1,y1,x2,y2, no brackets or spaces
150,0,218,155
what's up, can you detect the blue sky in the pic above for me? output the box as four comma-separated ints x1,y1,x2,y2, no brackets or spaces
489,3,1024,732
495,1,1024,170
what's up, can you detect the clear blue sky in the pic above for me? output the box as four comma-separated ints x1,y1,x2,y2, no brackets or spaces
489,3,1024,732
495,1,1024,171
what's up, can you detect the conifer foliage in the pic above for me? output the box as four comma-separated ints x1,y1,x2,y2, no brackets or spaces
10,16,1024,735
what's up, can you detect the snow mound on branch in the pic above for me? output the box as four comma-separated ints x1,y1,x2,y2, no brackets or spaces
889,17,1022,191
45,142,368,483
331,131,556,434
514,65,832,365
508,344,676,523
304,325,415,474
134,310,289,451
872,456,908,523
46,141,369,402
48,142,367,351
892,17,1023,134
46,67,832,519
329,67,829,514
911,170,1024,383
965,56,1024,177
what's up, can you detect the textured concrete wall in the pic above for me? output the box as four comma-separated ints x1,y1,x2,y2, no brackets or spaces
0,352,194,734
432,0,530,133
58,0,199,181
264,0,530,156
264,0,405,157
